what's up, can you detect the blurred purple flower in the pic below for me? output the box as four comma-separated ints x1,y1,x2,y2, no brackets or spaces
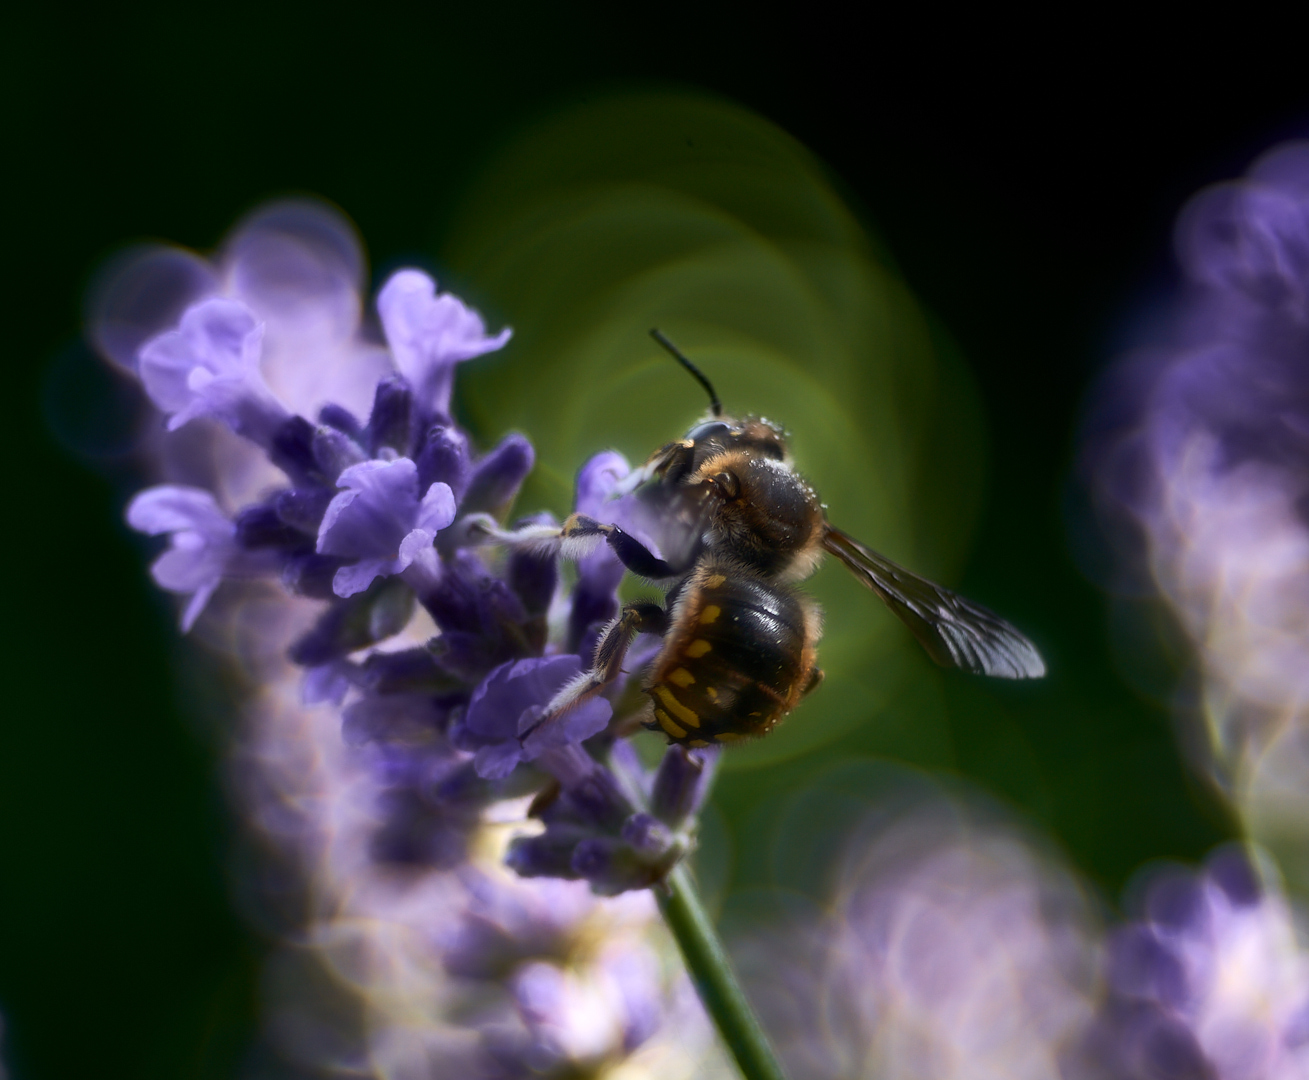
376,269,512,418
1073,850,1309,1080
729,782,1099,1080
126,484,241,630
316,457,455,597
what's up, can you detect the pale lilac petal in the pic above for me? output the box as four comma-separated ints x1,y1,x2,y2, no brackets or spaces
397,528,435,573
126,485,231,536
415,482,456,535
138,299,286,440
332,556,398,598
127,485,237,631
151,537,227,592
377,269,511,414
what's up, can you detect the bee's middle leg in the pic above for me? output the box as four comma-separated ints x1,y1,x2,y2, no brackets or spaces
519,601,668,744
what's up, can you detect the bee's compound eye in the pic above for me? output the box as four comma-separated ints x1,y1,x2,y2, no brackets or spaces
713,470,741,499
685,421,731,444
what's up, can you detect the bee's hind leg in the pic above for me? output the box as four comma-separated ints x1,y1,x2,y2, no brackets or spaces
519,601,668,745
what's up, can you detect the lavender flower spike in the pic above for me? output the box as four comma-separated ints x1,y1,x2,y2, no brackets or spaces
376,269,512,417
137,297,290,445
126,485,239,631
316,457,455,597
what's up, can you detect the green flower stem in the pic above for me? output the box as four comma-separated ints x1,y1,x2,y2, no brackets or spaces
656,861,791,1080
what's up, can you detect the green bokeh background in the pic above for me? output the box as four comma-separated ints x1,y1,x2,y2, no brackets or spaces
6,6,1309,1077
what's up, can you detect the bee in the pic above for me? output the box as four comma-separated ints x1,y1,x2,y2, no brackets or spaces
511,330,1045,749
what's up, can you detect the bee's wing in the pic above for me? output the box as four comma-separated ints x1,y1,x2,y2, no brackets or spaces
823,526,1046,679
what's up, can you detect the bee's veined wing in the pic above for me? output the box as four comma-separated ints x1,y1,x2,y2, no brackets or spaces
823,526,1046,679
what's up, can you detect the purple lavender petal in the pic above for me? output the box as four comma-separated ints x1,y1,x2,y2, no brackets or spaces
376,270,512,416
463,657,583,743
138,298,290,443
474,741,526,782
311,426,367,480
317,459,452,597
575,450,631,517
520,698,612,756
364,376,413,456
318,458,420,559
458,657,613,780
332,556,399,599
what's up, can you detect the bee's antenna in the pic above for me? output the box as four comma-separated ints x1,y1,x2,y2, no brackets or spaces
650,329,722,417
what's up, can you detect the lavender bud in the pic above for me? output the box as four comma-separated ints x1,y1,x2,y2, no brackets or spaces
280,552,347,599
269,414,319,485
311,425,367,480
359,647,460,696
318,401,365,442
506,832,582,880
506,514,559,617
461,433,534,517
650,745,710,828
415,424,471,500
274,487,334,534
365,375,413,457
235,503,310,550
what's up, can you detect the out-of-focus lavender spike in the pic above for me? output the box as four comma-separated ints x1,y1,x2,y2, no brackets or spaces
1083,139,1309,890
1072,848,1309,1080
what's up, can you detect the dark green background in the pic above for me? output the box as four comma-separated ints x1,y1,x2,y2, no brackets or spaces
6,5,1308,1077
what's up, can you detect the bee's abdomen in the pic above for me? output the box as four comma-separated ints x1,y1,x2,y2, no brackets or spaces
647,567,815,746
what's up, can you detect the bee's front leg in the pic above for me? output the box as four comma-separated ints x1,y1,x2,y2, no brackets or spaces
485,514,678,580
